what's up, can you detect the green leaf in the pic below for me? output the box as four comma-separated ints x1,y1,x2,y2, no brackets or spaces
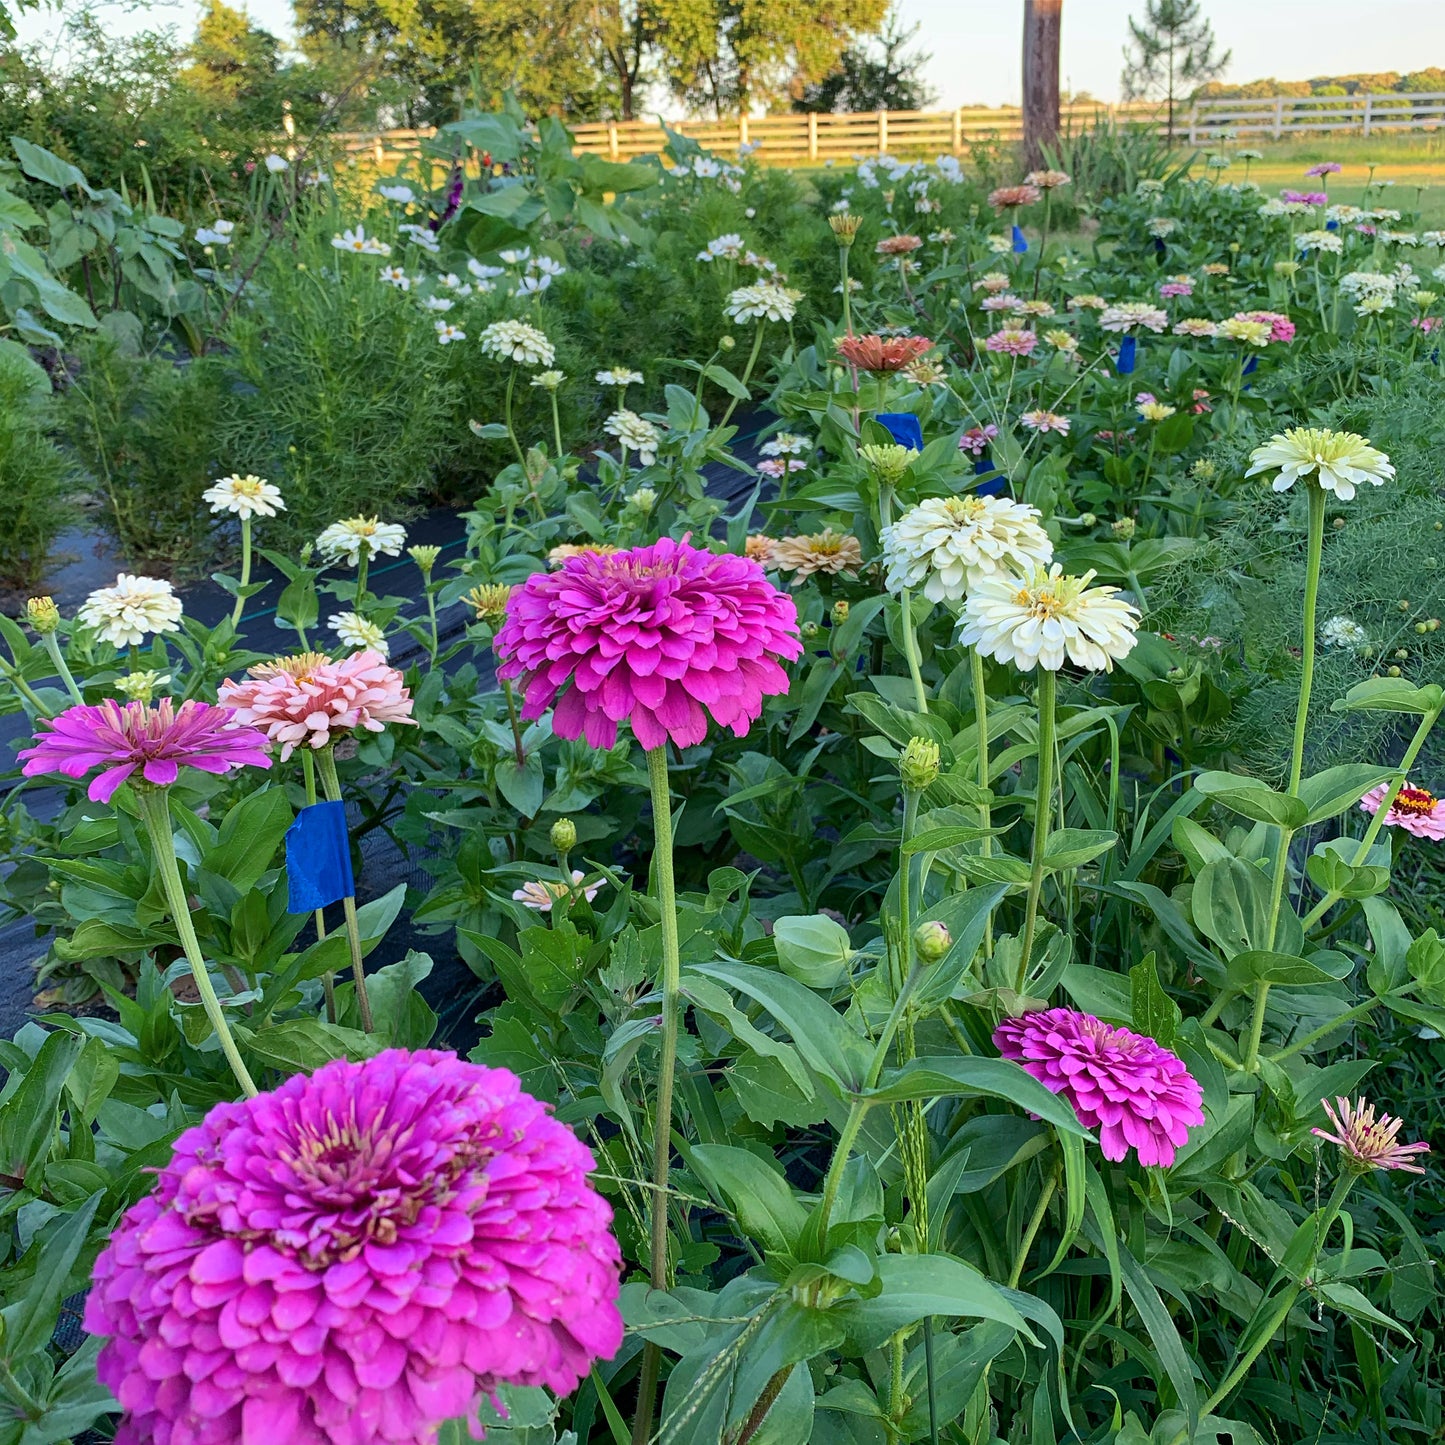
1116,1242,1200,1430
1306,838,1391,901
772,915,853,989
912,884,1010,1007
202,785,293,892
10,135,94,195
1332,676,1444,716
688,1145,809,1256
1042,827,1118,870
0,1191,102,1363
1191,856,1273,959
62,1037,119,1123
1224,949,1352,988
1193,772,1307,830
901,825,996,855
861,1056,1091,1139
1296,765,1396,825
0,1031,84,1189
495,756,544,817
1130,952,1180,1047
836,1255,1032,1353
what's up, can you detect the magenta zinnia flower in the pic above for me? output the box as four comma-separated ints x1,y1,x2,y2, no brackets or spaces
1360,780,1445,839
85,1049,624,1445
1305,161,1342,178
494,535,802,751
1313,1096,1429,1174
994,1007,1205,1167
19,698,270,803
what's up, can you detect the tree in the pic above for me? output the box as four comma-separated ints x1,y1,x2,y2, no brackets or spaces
792,4,935,113
185,0,286,129
1022,0,1062,169
1122,0,1230,142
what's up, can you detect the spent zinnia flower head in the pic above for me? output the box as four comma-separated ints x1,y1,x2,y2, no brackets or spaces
828,212,862,244
1245,427,1395,501
202,473,285,520
19,698,270,803
770,529,863,584
875,233,924,255
881,496,1054,602
1360,781,1445,840
835,333,934,372
315,516,408,567
745,533,778,563
724,283,801,323
994,1008,1206,1167
76,574,183,649
219,650,415,760
84,1049,624,1445
327,611,388,656
1312,1095,1429,1174
961,564,1140,672
478,319,556,367
25,596,60,634
494,536,802,751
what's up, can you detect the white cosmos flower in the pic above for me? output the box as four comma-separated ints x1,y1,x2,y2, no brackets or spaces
603,409,662,464
421,295,453,312
378,183,415,203
435,321,466,344
468,259,506,280
201,474,285,520
194,219,233,246
327,612,388,656
264,153,289,173
379,266,410,290
517,272,552,294
1245,427,1394,501
724,283,801,323
315,516,408,567
532,257,565,276
596,368,644,386
332,226,390,256
478,320,555,367
399,224,440,254
960,564,1140,673
881,496,1055,601
77,574,184,648
498,248,532,266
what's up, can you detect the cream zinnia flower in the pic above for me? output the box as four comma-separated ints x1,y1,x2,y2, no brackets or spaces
1098,302,1169,333
1138,401,1176,422
77,574,183,648
596,368,644,386
478,320,556,367
724,283,801,324
881,496,1054,602
1217,317,1272,346
1173,318,1218,337
770,530,863,583
602,410,662,464
1320,615,1368,650
1245,428,1394,501
113,670,172,703
327,612,388,656
960,564,1140,672
202,474,285,520
315,516,408,567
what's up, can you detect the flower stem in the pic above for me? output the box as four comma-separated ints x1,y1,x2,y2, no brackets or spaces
1,657,50,716
313,745,373,1033
137,788,257,1096
230,515,251,630
503,365,526,468
719,323,765,430
301,749,336,1022
1017,668,1057,992
970,647,993,958
899,589,929,714
355,544,370,617
839,246,854,336
1006,1170,1058,1288
550,392,564,461
41,632,83,706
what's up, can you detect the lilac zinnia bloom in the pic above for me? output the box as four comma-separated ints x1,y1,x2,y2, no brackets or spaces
994,1007,1205,1167
85,1050,624,1445
494,535,802,751
18,698,271,802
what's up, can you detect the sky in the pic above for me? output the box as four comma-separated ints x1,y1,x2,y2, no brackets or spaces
11,0,1445,110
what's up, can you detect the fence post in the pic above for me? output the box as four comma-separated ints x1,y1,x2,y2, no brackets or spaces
1362,93,1373,137
373,136,383,166
878,109,888,154
1272,95,1284,139
808,111,819,162
1186,106,1197,144
951,107,962,153
739,113,749,149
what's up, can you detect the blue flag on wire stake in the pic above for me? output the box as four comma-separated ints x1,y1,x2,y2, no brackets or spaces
1011,224,1028,253
876,412,923,450
1116,336,1137,375
286,801,355,913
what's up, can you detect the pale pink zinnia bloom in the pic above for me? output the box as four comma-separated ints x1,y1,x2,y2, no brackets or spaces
1235,309,1296,343
1281,189,1328,206
84,1050,624,1445
988,183,1042,210
1020,408,1070,434
1158,280,1193,299
756,457,807,479
875,234,923,256
985,327,1038,356
19,698,270,802
513,869,605,911
959,423,999,456
1313,1096,1429,1174
994,1007,1205,1167
1411,316,1442,334
1305,161,1343,177
1360,780,1445,839
494,536,802,751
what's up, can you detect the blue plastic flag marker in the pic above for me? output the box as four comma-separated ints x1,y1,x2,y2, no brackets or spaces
1116,336,1137,375
1325,219,1339,231
876,412,924,450
1011,224,1028,253
286,801,355,913
1242,355,1258,376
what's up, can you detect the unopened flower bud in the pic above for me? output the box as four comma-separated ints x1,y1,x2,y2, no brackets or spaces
719,334,737,352
1079,512,1098,528
1111,516,1136,541
828,212,862,247
626,487,657,515
830,600,850,626
801,619,821,638
25,596,60,634
465,583,512,621
899,736,941,792
913,920,952,964
409,544,441,574
859,442,918,486
299,542,314,566
550,817,577,853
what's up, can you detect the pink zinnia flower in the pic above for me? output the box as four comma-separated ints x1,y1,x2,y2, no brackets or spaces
985,328,1037,356
219,650,416,760
756,457,807,479
874,234,923,256
1305,161,1342,177
988,183,1042,211
1411,316,1442,334
959,423,999,456
1192,388,1212,413
1360,780,1445,839
1313,1096,1429,1174
1235,309,1295,343
513,869,605,911
18,698,270,803
84,1050,624,1445
994,1007,1205,1167
494,536,801,751
1019,408,1070,435
1158,281,1193,298
1282,190,1328,206
1134,391,1157,406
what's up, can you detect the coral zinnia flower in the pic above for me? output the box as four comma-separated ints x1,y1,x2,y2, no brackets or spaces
770,529,863,583
834,333,934,372
994,1008,1205,1167
1245,427,1394,501
84,1050,624,1445
1360,780,1445,839
19,698,270,803
495,536,801,751
882,495,1053,601
988,184,1042,210
961,564,1139,672
219,650,416,760
1312,1095,1430,1174
874,234,923,255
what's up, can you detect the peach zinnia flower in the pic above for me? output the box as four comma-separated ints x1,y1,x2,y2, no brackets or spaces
744,533,778,563
513,870,605,911
1313,1096,1429,1174
835,333,934,373
770,530,863,584
875,234,923,256
988,183,1042,211
1360,780,1445,839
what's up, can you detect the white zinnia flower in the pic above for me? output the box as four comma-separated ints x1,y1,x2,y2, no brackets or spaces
478,319,556,367
1296,230,1343,255
435,321,466,344
77,574,183,648
724,283,801,324
1098,302,1169,333
881,496,1054,602
378,183,415,203
327,612,388,656
596,368,644,387
603,409,662,464
1146,216,1177,238
961,565,1140,673
315,516,408,567
530,370,566,390
264,154,289,173
201,474,285,520
1339,271,1397,301
1245,427,1394,502
1321,615,1368,651
759,432,811,457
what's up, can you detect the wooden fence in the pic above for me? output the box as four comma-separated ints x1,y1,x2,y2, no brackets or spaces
327,92,1445,171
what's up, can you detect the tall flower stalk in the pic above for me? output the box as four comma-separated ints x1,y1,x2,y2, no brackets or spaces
1018,668,1056,990
313,745,374,1033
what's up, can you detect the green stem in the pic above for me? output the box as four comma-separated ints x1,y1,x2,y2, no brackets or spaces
314,746,373,1033
971,648,993,957
425,587,439,663
1268,998,1380,1064
1006,1171,1058,1289
503,366,526,467
137,788,257,1096
41,632,83,706
230,515,251,630
354,545,370,617
1017,668,1057,993
719,323,765,429
301,749,336,1023
839,246,854,335
550,391,564,460
1,657,50,716
899,589,928,714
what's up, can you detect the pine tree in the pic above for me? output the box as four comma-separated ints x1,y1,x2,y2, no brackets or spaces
1122,0,1231,142
792,6,936,114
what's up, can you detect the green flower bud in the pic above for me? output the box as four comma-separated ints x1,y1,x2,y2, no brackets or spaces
830,600,850,626
1079,512,1098,528
550,817,577,853
899,736,941,793
801,619,822,639
25,596,60,634
720,334,737,352
409,544,441,575
913,920,952,964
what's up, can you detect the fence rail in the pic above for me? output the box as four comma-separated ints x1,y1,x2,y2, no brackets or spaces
327,92,1445,171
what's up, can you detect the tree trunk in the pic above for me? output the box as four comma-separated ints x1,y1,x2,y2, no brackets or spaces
1022,0,1063,170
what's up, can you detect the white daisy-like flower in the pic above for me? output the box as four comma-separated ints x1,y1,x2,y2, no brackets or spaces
512,870,603,911
421,295,454,312
378,183,415,203
436,273,462,289
1245,427,1394,502
881,496,1054,602
468,259,506,280
378,266,410,289
264,153,289,173
759,432,811,457
1019,409,1070,434
596,368,644,387
435,321,466,344
1321,615,1369,651
961,564,1140,673
315,516,408,567
1098,302,1169,333
1296,230,1344,255
201,474,285,520
76,574,183,649
478,319,555,367
399,224,440,254
724,283,801,324
532,256,566,277
498,248,532,266
332,226,390,256
327,612,388,656
1353,295,1392,317
194,219,234,246
530,370,566,390
698,233,745,262
1146,217,1177,238
517,273,552,294
603,409,662,464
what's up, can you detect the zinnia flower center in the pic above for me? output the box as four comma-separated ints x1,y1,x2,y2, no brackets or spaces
252,651,330,683
1393,785,1438,816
